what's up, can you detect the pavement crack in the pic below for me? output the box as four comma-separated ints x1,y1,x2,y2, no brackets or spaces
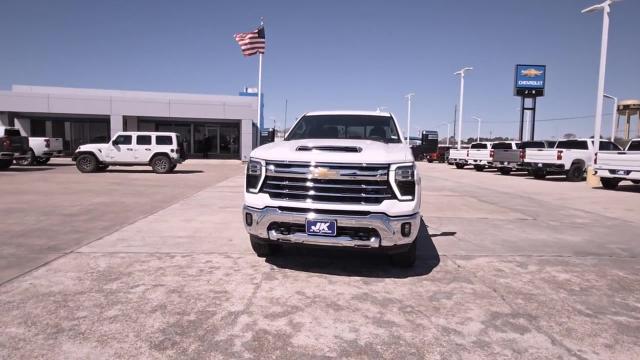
447,256,590,360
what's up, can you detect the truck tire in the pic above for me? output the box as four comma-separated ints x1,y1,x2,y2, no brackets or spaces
566,163,584,182
151,155,171,174
35,157,50,165
474,165,485,172
426,158,433,163
600,178,621,190
632,180,640,185
498,167,512,175
454,163,465,169
0,159,11,170
533,169,546,179
76,154,98,173
390,240,417,268
250,235,280,258
169,164,177,172
16,150,35,166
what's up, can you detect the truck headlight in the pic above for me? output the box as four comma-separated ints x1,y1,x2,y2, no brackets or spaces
390,163,416,201
246,158,265,193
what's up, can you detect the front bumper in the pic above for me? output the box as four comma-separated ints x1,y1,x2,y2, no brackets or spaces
243,205,420,249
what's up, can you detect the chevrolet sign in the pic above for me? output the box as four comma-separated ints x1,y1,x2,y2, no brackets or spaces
514,64,546,96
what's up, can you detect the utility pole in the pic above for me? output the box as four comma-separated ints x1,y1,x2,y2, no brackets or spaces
454,67,473,149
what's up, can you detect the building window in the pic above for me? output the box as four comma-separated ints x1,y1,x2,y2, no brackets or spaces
31,119,46,137
136,135,152,145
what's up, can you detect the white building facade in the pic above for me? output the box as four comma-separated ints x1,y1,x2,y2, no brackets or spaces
0,85,259,160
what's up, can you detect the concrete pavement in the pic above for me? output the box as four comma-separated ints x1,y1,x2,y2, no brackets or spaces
0,162,639,359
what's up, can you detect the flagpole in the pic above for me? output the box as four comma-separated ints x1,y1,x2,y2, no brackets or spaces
256,18,264,144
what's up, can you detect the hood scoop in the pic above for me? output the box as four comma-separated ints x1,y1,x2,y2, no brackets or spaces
296,145,363,153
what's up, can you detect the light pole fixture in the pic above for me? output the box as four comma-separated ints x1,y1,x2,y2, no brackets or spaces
582,0,617,156
454,67,472,149
405,93,415,143
472,116,482,142
603,93,618,141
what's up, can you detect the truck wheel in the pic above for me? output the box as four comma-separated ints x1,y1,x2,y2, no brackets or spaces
16,150,35,166
499,167,512,175
76,154,98,173
250,235,280,258
390,240,417,268
631,180,640,185
474,165,485,172
533,169,546,179
0,159,12,170
454,163,465,169
35,157,50,165
426,159,433,163
566,164,584,182
600,178,621,190
151,155,171,174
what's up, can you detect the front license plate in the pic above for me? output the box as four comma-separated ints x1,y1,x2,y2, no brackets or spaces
306,219,337,236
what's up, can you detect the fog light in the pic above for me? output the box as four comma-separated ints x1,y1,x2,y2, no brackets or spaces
401,222,411,237
245,212,253,226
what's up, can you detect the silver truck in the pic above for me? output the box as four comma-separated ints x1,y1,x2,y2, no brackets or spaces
492,141,555,175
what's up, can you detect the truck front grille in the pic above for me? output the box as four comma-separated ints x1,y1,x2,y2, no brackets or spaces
261,161,393,205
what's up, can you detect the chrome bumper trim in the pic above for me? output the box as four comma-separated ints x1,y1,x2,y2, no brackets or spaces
243,206,420,248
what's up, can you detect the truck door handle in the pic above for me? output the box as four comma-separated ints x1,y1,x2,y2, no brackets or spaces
126,148,134,151
145,148,151,151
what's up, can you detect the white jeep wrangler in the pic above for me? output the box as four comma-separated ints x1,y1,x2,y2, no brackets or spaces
242,111,422,267
72,132,186,174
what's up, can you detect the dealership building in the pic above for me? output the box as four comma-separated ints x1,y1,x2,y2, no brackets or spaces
0,85,259,160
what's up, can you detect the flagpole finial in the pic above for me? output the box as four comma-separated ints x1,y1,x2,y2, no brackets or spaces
260,17,264,26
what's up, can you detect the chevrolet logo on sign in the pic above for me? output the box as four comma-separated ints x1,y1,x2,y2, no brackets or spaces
311,167,338,179
521,68,544,77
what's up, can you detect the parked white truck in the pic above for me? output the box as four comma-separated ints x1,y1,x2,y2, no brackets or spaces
523,138,621,181
72,131,186,174
467,142,495,171
594,138,640,189
449,146,469,169
242,111,422,267
15,137,64,166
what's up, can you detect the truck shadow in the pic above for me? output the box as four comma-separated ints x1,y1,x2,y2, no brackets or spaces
595,184,640,193
104,169,204,174
1,167,55,172
265,219,440,279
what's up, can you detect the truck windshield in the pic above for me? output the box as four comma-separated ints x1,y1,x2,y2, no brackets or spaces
4,129,21,137
556,140,588,150
519,141,546,149
285,115,402,143
492,142,514,150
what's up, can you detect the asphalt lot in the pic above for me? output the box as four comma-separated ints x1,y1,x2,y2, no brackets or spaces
1,160,639,359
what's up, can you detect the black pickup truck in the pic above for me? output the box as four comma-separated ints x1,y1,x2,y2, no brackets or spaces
0,126,29,170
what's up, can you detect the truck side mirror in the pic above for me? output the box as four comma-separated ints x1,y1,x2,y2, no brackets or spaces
111,140,117,146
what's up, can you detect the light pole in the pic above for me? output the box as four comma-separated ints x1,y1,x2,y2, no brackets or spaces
439,122,450,146
582,0,616,158
405,93,414,143
472,116,482,142
603,93,618,141
454,67,472,149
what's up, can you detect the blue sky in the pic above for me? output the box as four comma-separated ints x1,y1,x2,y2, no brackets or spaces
0,0,638,140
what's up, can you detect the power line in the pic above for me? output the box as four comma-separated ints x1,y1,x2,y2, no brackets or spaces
471,113,613,124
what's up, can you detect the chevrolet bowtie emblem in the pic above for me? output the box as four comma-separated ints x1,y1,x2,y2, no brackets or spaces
521,68,543,77
311,167,337,179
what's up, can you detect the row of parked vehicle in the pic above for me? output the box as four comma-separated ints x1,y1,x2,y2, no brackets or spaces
0,126,64,170
447,138,640,190
0,126,186,174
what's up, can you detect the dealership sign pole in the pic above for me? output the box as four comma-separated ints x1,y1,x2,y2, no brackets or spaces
514,65,546,141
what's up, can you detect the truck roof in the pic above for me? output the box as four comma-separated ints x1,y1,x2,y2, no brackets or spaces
304,110,393,117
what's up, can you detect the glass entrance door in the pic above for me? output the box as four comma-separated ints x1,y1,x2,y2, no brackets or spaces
203,127,220,158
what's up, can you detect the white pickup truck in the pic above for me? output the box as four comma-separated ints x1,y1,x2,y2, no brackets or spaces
524,138,621,181
449,146,469,169
594,138,640,189
16,137,64,166
467,142,494,171
72,131,186,174
242,111,422,267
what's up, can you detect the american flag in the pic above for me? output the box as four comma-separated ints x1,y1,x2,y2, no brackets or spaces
234,26,266,57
